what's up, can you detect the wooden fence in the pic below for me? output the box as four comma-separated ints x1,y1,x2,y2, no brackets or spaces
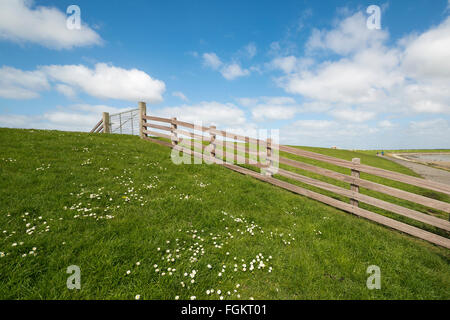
89,112,107,133
90,109,139,135
91,102,450,249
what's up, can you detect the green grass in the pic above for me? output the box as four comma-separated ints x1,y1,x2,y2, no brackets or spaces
354,148,450,172
0,128,449,300
357,149,450,156
272,146,450,236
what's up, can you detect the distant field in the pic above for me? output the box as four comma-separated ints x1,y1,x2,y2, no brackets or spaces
357,149,450,156
356,149,450,172
0,128,449,299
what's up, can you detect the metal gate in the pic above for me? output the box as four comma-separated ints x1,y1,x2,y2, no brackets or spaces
109,108,140,135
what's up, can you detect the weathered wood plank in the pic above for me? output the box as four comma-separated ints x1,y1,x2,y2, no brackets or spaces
142,115,172,124
174,128,207,141
94,124,103,133
224,164,450,249
350,158,360,207
142,129,172,140
142,133,450,249
170,117,178,147
143,123,172,132
278,156,450,213
172,119,210,132
210,128,259,145
280,145,450,195
90,119,103,133
277,168,450,231
142,136,173,148
215,148,248,165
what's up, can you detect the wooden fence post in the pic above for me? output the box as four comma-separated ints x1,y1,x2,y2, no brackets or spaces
350,158,360,206
171,117,178,146
264,138,273,177
102,112,111,133
210,125,216,160
138,101,147,139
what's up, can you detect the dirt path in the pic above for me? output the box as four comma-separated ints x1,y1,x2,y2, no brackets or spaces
386,155,450,186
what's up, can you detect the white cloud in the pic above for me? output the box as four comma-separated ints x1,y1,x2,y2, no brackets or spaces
402,17,450,80
42,111,100,127
260,96,296,105
244,42,257,58
268,56,314,75
41,63,165,103
275,10,450,121
282,120,382,148
251,105,297,122
306,11,388,55
0,114,33,127
329,108,376,122
187,51,199,58
279,47,403,105
237,96,299,122
404,118,450,147
202,52,223,70
279,117,450,149
220,63,250,80
264,10,450,148
155,101,246,128
292,119,336,130
0,63,166,103
0,0,102,49
55,83,76,98
0,104,126,131
0,66,49,99
236,97,259,107
403,82,450,114
236,96,296,106
172,91,188,102
202,52,251,80
409,118,448,131
378,120,394,128
269,56,298,73
69,104,128,114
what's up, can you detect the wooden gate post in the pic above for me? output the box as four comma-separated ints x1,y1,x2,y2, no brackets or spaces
350,158,360,206
209,125,216,160
264,138,273,177
138,101,147,138
102,112,111,133
171,117,178,146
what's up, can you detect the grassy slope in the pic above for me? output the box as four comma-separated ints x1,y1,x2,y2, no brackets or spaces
357,149,450,156
355,148,450,172
275,146,450,237
0,128,449,300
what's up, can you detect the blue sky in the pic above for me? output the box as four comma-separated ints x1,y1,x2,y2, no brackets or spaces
0,0,449,149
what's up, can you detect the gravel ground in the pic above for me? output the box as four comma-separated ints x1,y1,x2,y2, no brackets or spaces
386,155,450,186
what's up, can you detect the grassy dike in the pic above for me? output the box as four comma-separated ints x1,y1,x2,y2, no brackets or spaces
0,128,449,299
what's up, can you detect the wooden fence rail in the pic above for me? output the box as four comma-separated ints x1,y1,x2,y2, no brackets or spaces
90,119,104,133
91,102,450,249
279,145,450,195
